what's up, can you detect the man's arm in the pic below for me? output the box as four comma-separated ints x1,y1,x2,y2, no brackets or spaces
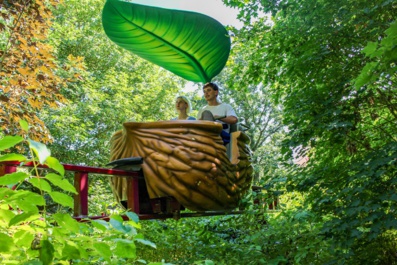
218,103,238,124
218,115,238,124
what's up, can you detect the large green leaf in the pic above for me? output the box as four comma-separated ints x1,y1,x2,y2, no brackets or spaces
102,0,231,82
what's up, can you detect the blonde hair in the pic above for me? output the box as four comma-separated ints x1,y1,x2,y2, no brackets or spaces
175,96,192,114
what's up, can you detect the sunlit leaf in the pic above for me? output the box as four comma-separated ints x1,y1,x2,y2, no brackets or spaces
93,242,112,261
45,173,77,194
53,213,80,233
45,156,65,176
102,0,231,82
29,178,52,193
0,172,28,186
11,199,40,213
0,233,14,252
48,191,74,208
28,139,51,164
0,153,27,162
0,209,15,226
9,190,46,206
362,41,377,57
19,120,29,132
9,212,40,227
40,239,55,265
0,136,24,151
14,230,35,248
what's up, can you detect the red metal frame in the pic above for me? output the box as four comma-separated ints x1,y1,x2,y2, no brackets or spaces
0,161,264,221
127,176,140,213
74,172,89,216
0,161,142,220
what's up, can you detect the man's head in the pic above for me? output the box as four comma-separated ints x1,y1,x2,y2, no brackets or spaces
203,82,219,91
203,82,219,103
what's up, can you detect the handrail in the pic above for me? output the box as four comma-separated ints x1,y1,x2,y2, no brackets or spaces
0,160,141,177
0,160,142,220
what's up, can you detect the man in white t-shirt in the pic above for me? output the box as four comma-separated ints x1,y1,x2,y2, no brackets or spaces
197,82,238,136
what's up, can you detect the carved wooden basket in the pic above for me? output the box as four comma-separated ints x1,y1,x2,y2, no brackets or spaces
109,120,253,211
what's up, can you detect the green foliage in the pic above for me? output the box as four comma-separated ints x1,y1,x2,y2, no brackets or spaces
355,20,397,89
0,131,158,264
221,0,397,263
136,196,333,265
102,0,231,82
0,0,83,143
215,38,286,184
43,0,184,167
0,136,24,151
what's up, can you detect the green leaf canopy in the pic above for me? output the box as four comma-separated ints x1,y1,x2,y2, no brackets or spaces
102,0,231,83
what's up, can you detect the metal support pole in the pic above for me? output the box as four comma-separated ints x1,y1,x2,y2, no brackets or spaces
74,172,88,216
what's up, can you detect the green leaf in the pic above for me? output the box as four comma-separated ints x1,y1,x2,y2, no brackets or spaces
62,242,81,259
385,20,397,36
48,191,74,208
0,153,27,162
29,178,52,193
22,261,42,265
91,219,110,231
45,156,65,177
8,190,46,206
0,209,15,226
52,213,80,233
45,173,77,194
114,239,136,258
362,41,378,57
40,239,55,265
14,230,35,248
110,218,131,233
0,135,24,151
110,214,124,222
354,62,378,89
126,211,139,223
0,232,14,252
28,139,51,164
19,120,29,132
0,172,28,185
135,238,156,249
102,0,230,82
12,199,40,213
9,211,40,226
0,187,13,197
93,242,112,261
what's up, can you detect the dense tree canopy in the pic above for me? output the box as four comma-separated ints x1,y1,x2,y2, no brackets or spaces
224,0,397,261
40,0,185,165
0,0,83,143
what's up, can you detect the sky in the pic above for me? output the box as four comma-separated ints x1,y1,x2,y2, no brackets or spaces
132,0,243,28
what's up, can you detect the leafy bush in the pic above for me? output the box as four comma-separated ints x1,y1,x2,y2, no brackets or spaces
0,121,158,264
137,196,333,265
